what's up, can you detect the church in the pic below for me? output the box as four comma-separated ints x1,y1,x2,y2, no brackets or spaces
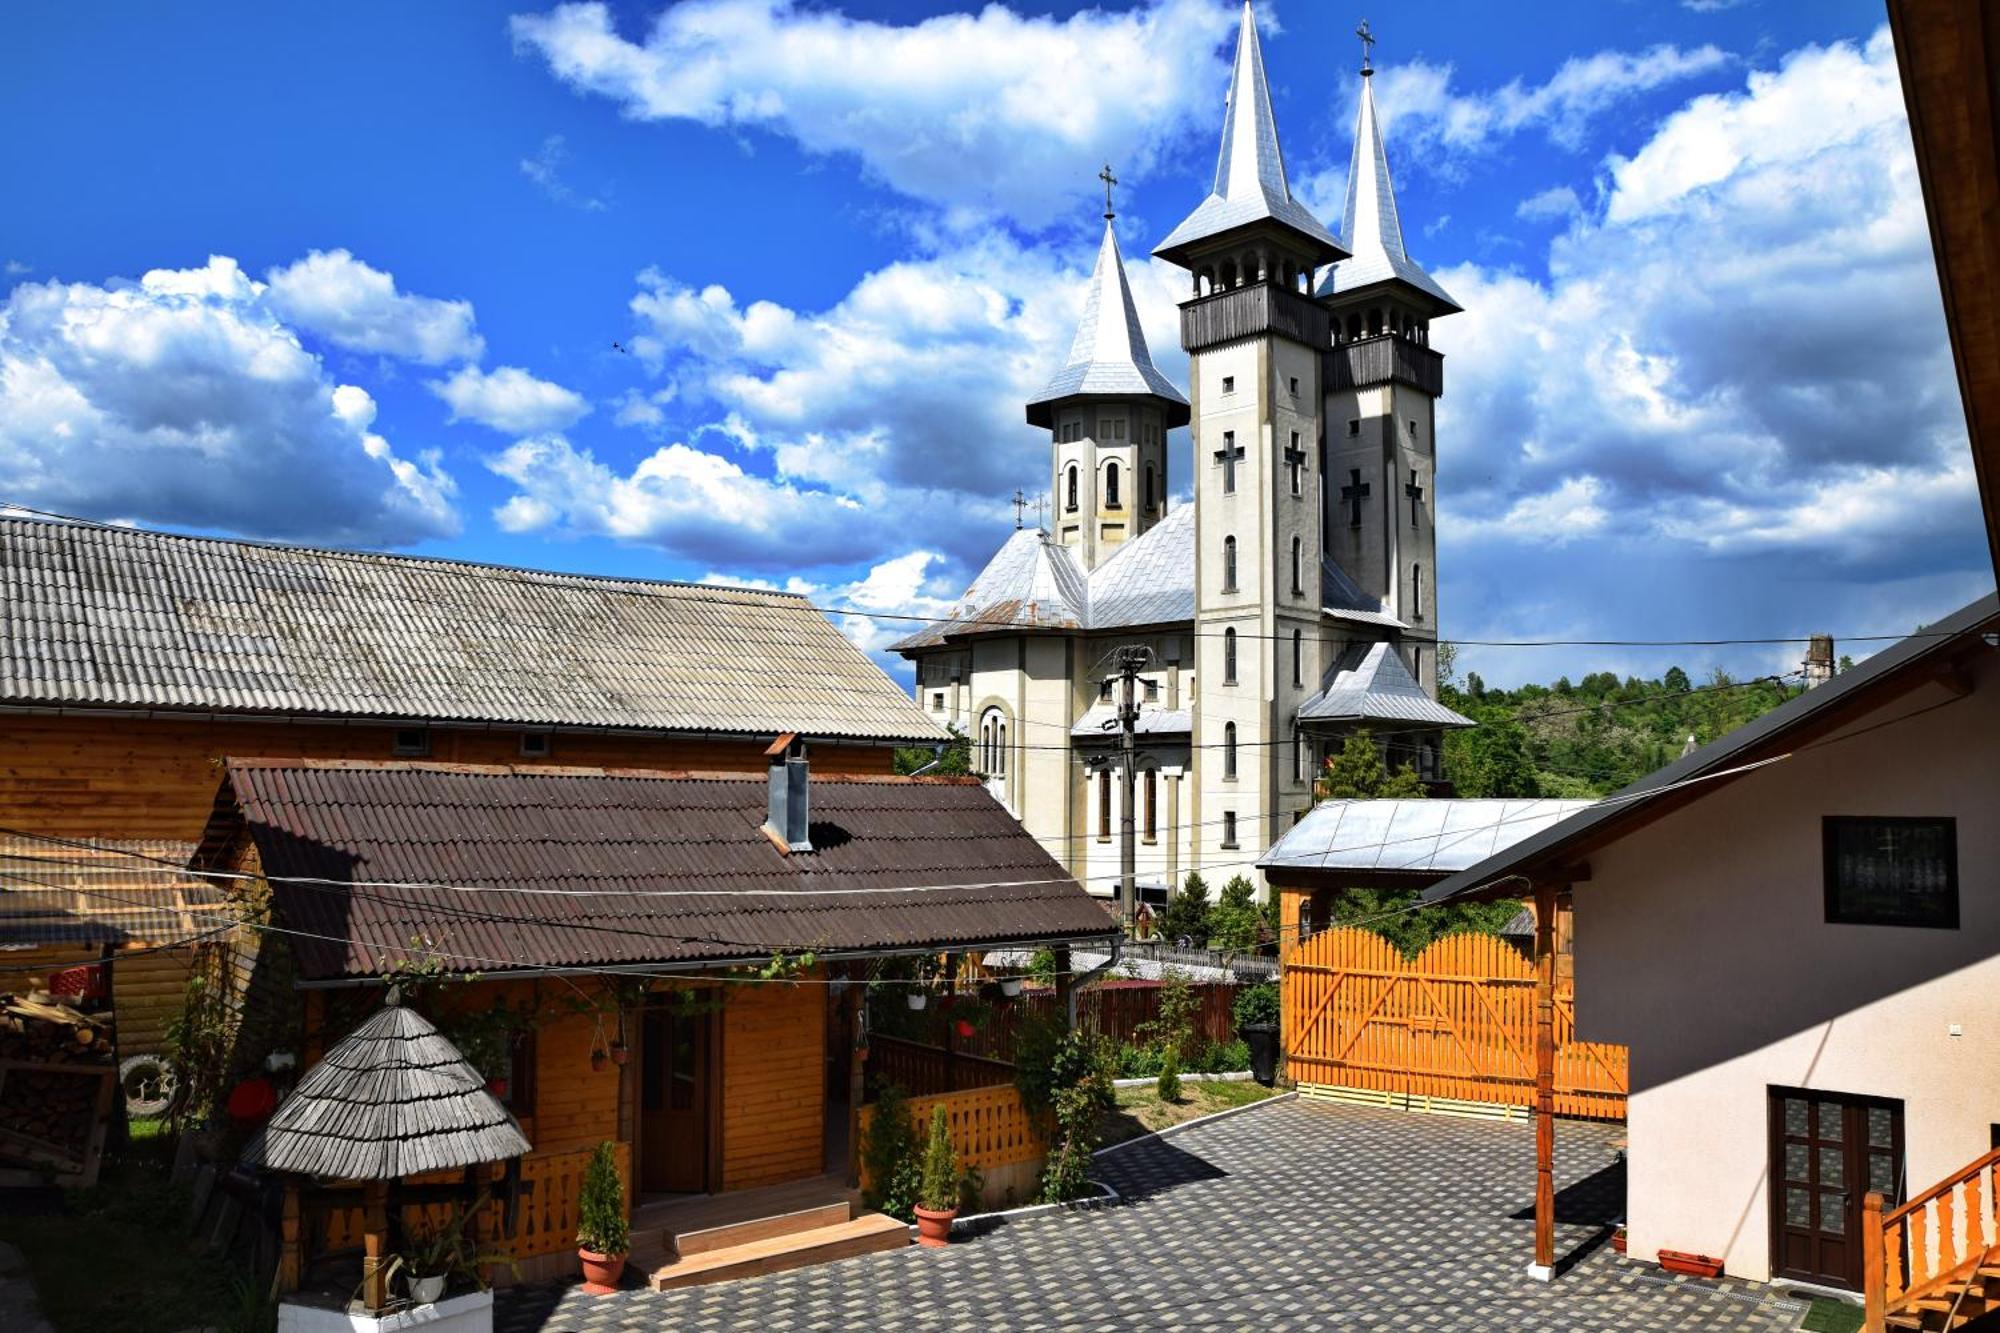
894,4,1472,902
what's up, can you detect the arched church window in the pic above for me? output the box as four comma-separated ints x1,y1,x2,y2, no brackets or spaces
1412,563,1423,620
1066,465,1078,513
1222,536,1238,593
998,723,1007,776
1292,629,1302,687
1224,722,1238,780
1290,537,1303,595
1224,628,1238,685
1145,465,1156,513
1105,462,1121,509
1294,729,1307,783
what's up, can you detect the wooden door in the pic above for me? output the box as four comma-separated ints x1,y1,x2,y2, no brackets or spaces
641,1007,711,1195
1771,1088,1904,1290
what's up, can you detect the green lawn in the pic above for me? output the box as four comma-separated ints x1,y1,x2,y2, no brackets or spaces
1798,1297,1863,1333
0,1143,272,1333
1095,1079,1278,1150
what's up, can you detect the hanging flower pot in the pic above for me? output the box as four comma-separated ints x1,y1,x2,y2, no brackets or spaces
485,1076,510,1101
225,1075,277,1124
906,991,928,1011
998,977,1024,999
609,1042,630,1066
590,1047,609,1072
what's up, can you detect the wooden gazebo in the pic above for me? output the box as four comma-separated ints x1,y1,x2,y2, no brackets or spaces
241,994,531,1312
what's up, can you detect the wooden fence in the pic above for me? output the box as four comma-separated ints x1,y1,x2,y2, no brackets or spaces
866,1034,1015,1097
857,1083,1043,1201
915,980,1243,1065
1284,926,1627,1120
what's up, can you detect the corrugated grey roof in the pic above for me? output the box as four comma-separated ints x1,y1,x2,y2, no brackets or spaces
1419,591,2000,905
1026,221,1189,428
1297,641,1474,728
1069,703,1193,739
0,517,943,743
215,760,1117,981
1316,72,1460,314
1087,503,1196,629
1154,2,1345,268
240,1000,531,1179
1259,798,1598,876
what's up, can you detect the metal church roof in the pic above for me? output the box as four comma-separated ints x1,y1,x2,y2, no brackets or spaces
1086,503,1196,629
1026,221,1189,429
1260,798,1598,877
1297,641,1475,729
1317,70,1461,314
1154,2,1346,268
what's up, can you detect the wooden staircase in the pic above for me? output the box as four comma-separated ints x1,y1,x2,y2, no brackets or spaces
631,1177,909,1293
1866,1147,2000,1330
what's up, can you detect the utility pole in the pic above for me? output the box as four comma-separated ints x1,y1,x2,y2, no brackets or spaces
1112,644,1152,925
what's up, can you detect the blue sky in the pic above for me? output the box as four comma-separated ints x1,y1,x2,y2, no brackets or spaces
1,0,1988,688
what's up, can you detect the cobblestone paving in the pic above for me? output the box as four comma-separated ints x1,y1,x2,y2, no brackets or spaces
498,1097,1809,1331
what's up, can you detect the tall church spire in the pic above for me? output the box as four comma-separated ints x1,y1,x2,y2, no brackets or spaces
1025,219,1188,429
1318,41,1460,314
1153,0,1345,270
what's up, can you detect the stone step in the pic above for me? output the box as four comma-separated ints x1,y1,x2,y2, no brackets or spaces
647,1213,910,1292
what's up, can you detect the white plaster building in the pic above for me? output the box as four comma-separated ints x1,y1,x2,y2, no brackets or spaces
895,4,1471,901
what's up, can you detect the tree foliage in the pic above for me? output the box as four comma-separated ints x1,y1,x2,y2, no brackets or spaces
1156,871,1211,946
1206,875,1262,952
894,725,970,776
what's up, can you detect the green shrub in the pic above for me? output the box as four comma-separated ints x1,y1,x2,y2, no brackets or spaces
1156,871,1211,945
1192,1038,1250,1073
1038,1082,1100,1204
917,1106,959,1212
1207,876,1262,952
576,1141,628,1256
1156,1045,1181,1102
1233,982,1280,1028
861,1083,921,1219
1113,1042,1163,1078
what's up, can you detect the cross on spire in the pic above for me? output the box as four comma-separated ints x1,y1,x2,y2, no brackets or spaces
1098,163,1118,221
1405,469,1424,526
1012,489,1029,530
1356,18,1375,77
1341,468,1371,526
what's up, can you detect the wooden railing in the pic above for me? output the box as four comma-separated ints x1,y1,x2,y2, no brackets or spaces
1325,334,1445,397
856,1083,1043,1197
1283,926,1626,1119
866,1034,1016,1097
1865,1146,2000,1330
1179,282,1330,353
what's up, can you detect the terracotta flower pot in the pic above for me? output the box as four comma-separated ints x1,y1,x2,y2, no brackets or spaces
913,1204,957,1248
609,1043,630,1066
1611,1226,1628,1255
590,1049,609,1072
579,1248,627,1293
1657,1249,1723,1279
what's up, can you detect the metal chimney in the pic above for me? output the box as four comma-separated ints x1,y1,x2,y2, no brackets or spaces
763,733,812,853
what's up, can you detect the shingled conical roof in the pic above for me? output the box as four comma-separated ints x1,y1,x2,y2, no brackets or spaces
1026,220,1189,429
1154,1,1344,268
1317,67,1460,314
241,998,530,1180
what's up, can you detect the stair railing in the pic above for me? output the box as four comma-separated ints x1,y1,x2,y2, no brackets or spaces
1865,1146,2000,1332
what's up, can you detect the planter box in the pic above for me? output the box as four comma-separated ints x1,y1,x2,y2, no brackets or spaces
1656,1249,1724,1279
278,1289,493,1333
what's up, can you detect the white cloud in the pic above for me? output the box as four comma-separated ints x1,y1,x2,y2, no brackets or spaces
265,249,484,365
1515,185,1582,222
430,364,591,433
0,256,458,544
3,261,28,277
520,134,607,211
511,0,1234,227
1437,26,1973,576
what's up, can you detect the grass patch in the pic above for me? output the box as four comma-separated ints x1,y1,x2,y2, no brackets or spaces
1798,1297,1863,1333
0,1146,273,1333
1095,1079,1277,1150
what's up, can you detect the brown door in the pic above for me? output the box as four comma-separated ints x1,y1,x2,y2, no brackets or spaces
641,1007,711,1195
1770,1088,1904,1290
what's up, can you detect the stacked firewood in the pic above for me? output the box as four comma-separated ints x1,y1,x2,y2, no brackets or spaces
0,993,116,1170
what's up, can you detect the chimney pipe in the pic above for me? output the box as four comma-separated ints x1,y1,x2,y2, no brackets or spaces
764,733,812,853
1804,635,1835,689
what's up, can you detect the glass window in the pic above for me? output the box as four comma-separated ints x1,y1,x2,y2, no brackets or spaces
1105,461,1121,508
1098,769,1111,841
1066,464,1078,512
1222,536,1238,592
1224,628,1238,684
1823,817,1958,928
1224,723,1238,780
1221,811,1238,848
1221,376,1235,394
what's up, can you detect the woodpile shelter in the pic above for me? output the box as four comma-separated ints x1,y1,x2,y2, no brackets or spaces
194,751,1117,1287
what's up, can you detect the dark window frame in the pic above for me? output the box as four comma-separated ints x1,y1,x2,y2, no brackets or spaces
1821,815,1958,930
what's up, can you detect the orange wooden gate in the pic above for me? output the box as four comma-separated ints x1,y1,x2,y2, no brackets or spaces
1283,926,1626,1120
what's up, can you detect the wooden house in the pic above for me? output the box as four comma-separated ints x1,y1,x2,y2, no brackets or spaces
190,752,1115,1287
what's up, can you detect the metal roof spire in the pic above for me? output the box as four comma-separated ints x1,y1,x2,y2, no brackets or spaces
1153,1,1345,269
1025,209,1190,428
1317,28,1461,314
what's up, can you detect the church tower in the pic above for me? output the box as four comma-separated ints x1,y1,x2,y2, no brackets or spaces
1319,32,1461,694
1154,0,1348,874
1027,205,1189,571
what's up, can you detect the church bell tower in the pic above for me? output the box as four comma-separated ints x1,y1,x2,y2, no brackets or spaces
1154,0,1348,873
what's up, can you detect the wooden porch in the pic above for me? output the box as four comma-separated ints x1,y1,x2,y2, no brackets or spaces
631,1173,907,1292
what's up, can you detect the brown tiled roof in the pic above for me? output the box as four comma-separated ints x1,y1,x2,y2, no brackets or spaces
0,516,943,743
212,759,1115,982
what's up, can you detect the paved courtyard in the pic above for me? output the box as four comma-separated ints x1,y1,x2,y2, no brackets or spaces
498,1096,1812,1331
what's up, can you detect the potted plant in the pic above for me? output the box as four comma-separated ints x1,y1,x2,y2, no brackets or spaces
576,1141,630,1293
906,988,929,1011
393,1199,515,1306
1233,982,1281,1086
912,1106,959,1247
997,974,1024,999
